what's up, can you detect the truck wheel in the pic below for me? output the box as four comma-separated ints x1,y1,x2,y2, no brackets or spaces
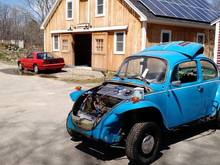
126,122,161,165
33,65,39,74
18,62,24,71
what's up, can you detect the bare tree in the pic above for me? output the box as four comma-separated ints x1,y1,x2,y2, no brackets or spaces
0,3,10,40
24,0,56,23
0,2,43,49
0,0,55,49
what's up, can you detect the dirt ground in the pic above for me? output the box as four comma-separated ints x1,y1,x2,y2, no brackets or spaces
0,62,220,165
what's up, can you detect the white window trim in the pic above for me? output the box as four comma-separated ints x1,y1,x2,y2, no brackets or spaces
114,31,126,55
95,0,105,17
62,39,69,51
53,35,60,51
197,33,205,45
160,30,172,43
66,0,74,20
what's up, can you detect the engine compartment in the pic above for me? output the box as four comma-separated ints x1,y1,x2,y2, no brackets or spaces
72,83,143,130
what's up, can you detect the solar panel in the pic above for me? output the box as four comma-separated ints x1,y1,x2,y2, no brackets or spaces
139,0,219,23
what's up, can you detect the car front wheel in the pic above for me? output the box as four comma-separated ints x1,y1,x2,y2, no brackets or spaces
18,62,24,71
126,122,161,165
33,65,39,74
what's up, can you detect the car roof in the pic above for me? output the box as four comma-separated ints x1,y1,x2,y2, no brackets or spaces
134,41,207,65
33,52,46,54
135,51,205,65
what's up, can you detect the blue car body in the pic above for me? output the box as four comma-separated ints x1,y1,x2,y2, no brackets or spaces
67,41,220,144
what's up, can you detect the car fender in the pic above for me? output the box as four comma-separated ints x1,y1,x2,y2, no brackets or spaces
70,90,86,102
111,100,169,128
97,100,169,143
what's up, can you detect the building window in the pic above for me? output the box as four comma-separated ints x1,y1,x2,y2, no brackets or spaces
96,0,105,17
197,33,205,44
62,39,68,51
161,30,172,43
95,39,104,53
53,35,60,51
114,32,126,54
66,0,73,20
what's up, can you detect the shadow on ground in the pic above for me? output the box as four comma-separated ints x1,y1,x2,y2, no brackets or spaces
161,121,217,149
75,140,126,161
74,121,217,164
0,68,66,77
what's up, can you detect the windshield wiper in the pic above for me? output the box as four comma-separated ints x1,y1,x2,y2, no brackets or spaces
114,74,125,80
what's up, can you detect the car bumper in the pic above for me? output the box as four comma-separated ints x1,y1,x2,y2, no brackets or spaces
39,63,65,70
66,112,122,144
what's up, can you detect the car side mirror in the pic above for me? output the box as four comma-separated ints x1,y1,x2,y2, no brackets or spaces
171,80,181,87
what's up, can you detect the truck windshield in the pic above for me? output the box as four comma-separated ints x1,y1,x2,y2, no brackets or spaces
117,56,167,83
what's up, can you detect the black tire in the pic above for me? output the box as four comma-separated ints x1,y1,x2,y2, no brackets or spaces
126,122,161,165
56,68,62,72
216,110,220,128
33,64,39,74
18,62,24,71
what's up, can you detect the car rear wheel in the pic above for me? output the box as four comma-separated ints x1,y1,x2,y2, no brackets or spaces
56,68,62,72
33,65,39,74
18,62,24,71
126,122,161,165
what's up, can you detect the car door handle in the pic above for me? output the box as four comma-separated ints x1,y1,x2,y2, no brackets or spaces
197,86,204,93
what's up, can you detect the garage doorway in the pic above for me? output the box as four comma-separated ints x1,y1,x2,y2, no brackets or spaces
74,34,92,66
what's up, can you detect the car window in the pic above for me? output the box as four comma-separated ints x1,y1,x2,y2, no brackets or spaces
27,54,33,59
118,57,167,83
37,53,54,60
201,60,218,80
172,61,198,84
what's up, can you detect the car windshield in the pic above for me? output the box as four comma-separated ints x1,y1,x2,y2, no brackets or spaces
37,53,54,60
117,56,167,83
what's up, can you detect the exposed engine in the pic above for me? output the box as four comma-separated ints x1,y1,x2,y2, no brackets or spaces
72,83,147,130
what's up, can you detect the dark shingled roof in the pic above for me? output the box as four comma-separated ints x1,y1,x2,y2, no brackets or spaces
129,0,219,24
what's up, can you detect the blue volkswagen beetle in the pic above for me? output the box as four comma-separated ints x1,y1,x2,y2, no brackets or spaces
66,41,220,165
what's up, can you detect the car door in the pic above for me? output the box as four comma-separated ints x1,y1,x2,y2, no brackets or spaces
167,60,204,126
199,59,219,116
25,53,34,69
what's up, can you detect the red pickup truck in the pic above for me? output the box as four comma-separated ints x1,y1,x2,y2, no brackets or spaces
18,52,65,74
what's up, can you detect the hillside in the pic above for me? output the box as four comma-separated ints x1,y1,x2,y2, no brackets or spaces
0,44,27,64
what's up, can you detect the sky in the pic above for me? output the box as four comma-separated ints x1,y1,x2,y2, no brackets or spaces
0,0,215,8
0,0,25,6
0,0,214,4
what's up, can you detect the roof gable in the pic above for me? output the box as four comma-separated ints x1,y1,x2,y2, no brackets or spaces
41,0,147,29
41,0,62,29
41,0,218,30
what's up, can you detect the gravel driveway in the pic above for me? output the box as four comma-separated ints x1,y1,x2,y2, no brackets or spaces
0,62,220,165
